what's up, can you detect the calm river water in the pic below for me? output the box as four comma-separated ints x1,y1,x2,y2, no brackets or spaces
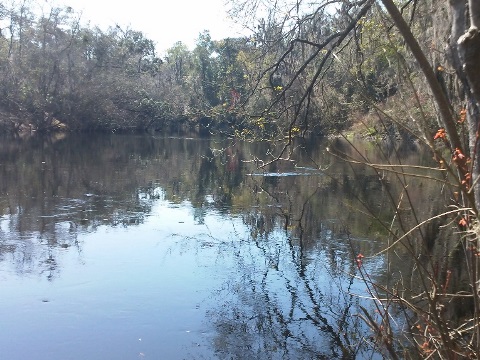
0,133,437,359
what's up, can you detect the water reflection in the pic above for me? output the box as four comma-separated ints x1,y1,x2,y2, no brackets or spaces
0,133,441,359
207,228,381,359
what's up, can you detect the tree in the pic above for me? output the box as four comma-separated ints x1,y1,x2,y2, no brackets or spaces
193,31,220,107
0,2,174,132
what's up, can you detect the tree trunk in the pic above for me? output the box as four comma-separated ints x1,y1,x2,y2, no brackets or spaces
453,1,480,348
455,0,480,211
458,1,480,105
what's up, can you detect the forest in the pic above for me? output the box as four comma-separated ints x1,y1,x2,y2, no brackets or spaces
0,0,421,136
2,0,480,358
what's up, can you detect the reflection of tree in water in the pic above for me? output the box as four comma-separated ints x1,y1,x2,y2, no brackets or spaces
203,138,441,359
0,134,246,279
207,223,380,359
0,133,446,304
0,135,168,279
204,163,388,358
0,193,149,280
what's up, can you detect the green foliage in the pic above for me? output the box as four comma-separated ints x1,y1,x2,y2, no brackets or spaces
0,3,174,133
0,0,425,137
0,1,362,136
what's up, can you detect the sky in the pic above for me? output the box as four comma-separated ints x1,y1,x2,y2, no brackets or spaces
54,0,249,54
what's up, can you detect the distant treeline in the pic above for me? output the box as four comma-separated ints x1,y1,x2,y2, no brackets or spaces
0,1,403,137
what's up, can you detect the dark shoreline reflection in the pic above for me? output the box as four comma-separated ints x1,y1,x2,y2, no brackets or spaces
0,133,442,358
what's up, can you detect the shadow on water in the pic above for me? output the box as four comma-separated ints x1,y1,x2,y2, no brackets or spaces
0,133,444,358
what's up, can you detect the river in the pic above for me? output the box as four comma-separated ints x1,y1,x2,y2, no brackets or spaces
0,133,439,359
